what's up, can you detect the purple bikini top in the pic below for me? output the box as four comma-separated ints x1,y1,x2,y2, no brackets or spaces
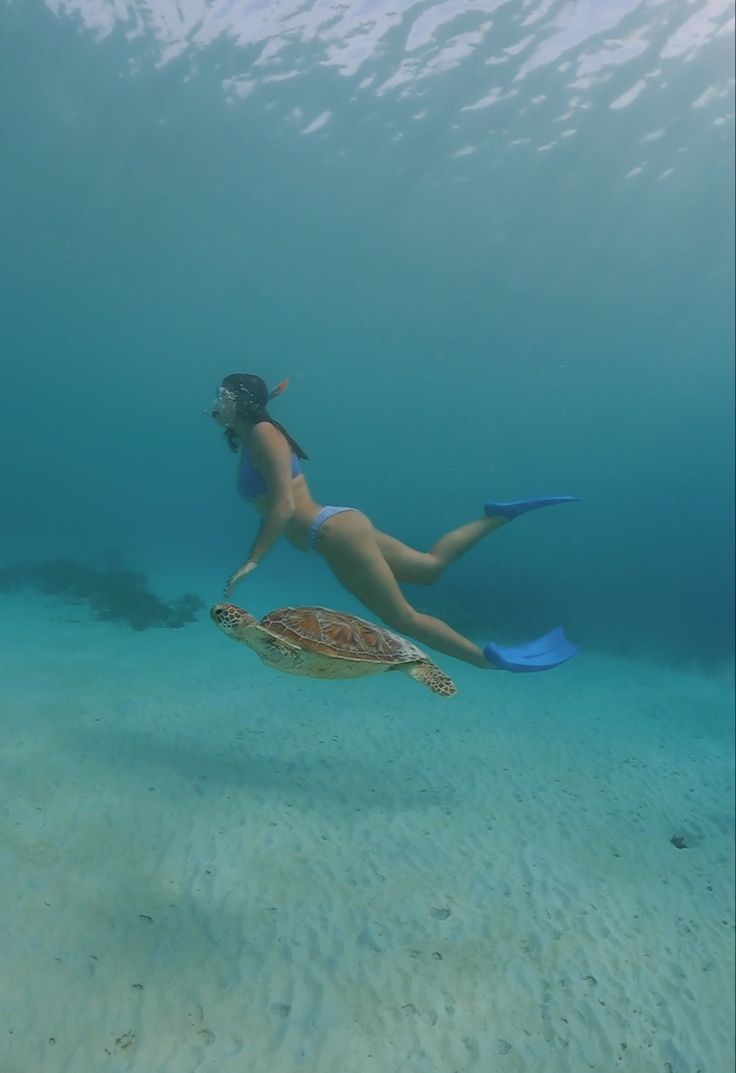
238,447,302,501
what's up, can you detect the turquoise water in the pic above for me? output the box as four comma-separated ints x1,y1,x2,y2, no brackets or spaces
1,0,733,668
0,5,734,1071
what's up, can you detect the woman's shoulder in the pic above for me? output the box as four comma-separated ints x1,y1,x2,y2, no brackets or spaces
250,420,290,455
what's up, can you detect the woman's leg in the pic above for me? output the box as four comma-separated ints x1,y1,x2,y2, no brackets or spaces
316,511,490,669
374,515,507,585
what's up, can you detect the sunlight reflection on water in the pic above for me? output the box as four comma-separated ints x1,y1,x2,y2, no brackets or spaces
42,0,734,171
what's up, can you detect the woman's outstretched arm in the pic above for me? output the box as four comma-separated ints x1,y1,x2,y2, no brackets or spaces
224,424,295,594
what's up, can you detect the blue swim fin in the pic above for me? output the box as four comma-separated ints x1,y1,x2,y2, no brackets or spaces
484,627,578,672
484,496,579,520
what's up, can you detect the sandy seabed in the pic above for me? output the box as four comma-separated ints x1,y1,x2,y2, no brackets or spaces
1,591,733,1073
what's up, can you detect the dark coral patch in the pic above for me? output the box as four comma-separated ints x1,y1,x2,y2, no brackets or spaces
0,559,203,631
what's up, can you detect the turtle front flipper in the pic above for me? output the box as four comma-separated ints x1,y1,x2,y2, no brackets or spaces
251,628,303,672
403,660,456,697
267,634,300,656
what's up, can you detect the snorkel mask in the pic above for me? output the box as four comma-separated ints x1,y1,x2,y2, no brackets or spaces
210,375,288,421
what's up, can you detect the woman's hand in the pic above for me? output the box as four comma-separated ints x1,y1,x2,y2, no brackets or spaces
223,560,259,597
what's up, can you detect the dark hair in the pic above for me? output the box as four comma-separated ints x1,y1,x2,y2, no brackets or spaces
220,373,309,460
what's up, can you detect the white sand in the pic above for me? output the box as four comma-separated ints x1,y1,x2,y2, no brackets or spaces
0,590,733,1073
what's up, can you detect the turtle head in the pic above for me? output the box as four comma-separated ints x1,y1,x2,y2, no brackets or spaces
210,603,259,641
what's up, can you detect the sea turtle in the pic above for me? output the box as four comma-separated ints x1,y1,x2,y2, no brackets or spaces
210,603,456,697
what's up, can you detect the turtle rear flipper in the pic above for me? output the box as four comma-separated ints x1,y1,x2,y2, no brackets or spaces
402,660,456,697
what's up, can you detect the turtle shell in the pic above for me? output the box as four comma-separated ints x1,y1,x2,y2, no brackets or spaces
261,606,425,664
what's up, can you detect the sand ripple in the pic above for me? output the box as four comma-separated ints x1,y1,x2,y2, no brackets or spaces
0,603,733,1072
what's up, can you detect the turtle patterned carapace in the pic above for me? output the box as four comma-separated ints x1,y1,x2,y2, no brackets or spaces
210,603,456,696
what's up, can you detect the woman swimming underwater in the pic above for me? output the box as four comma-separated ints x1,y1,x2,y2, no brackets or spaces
210,373,578,672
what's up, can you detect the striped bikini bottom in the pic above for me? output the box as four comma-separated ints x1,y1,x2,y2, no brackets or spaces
307,506,357,553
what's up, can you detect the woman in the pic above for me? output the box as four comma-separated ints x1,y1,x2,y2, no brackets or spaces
211,373,578,672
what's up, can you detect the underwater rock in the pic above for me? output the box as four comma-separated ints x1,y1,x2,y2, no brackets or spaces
430,907,451,920
0,559,204,631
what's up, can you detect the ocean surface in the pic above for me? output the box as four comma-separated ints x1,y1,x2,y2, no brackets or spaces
1,2,734,1072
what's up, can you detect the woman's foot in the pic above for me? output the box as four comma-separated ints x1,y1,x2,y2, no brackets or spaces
483,496,579,520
